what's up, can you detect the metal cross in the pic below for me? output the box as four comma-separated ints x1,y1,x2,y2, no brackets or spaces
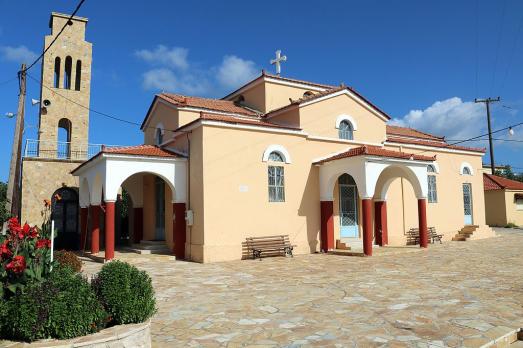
270,50,287,76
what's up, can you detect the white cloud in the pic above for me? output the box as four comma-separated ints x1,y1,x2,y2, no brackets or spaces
142,68,210,95
217,55,258,89
135,45,189,70
136,45,258,96
391,97,486,141
0,45,37,64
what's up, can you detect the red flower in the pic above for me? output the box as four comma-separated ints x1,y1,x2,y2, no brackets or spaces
35,239,51,249
27,226,38,239
8,217,21,237
0,240,12,258
6,255,26,274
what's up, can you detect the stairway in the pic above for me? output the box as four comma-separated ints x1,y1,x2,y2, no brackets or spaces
452,225,479,241
336,239,350,250
122,240,172,255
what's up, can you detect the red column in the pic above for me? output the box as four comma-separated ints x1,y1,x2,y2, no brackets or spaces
374,201,388,247
133,207,143,243
418,199,428,248
172,203,186,259
80,207,88,251
362,199,373,256
320,201,334,251
90,205,100,254
105,201,115,261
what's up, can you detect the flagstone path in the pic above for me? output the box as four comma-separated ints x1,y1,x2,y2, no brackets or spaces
82,228,523,347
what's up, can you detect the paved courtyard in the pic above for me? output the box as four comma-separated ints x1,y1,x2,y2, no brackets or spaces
84,229,523,347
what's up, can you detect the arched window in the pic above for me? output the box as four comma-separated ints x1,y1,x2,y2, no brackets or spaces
303,91,314,97
268,151,285,202
58,118,72,159
155,128,163,145
427,165,438,203
460,162,474,175
463,167,471,175
64,56,72,89
75,60,82,91
338,120,354,140
54,57,61,88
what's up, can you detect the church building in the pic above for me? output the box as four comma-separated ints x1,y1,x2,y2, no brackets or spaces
21,12,496,263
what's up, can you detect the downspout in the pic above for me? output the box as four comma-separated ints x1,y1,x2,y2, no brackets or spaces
186,131,192,260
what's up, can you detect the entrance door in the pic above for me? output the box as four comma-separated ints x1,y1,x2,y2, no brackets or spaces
51,188,79,250
154,177,165,240
463,183,473,225
339,174,358,238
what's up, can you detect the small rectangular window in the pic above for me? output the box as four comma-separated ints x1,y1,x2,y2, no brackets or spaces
428,175,437,203
268,166,285,202
516,198,523,211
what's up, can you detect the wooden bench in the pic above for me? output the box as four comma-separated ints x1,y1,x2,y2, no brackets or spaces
246,235,294,260
406,227,442,245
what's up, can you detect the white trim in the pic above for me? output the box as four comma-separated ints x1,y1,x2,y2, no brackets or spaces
384,141,485,156
307,135,382,147
262,145,292,163
335,114,358,130
264,105,299,119
427,162,440,174
300,89,390,122
460,162,474,175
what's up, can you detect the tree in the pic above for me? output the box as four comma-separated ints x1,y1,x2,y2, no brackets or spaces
495,166,523,183
0,181,9,226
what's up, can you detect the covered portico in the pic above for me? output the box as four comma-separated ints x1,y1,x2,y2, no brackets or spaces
314,145,436,256
72,145,188,261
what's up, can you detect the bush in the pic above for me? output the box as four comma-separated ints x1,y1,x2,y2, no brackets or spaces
54,250,82,272
505,222,518,228
94,261,156,325
2,266,107,342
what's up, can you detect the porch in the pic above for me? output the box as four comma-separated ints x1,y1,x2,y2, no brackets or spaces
314,145,436,256
71,145,188,262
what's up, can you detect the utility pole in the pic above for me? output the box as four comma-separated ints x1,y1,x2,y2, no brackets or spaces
475,97,500,175
6,64,26,217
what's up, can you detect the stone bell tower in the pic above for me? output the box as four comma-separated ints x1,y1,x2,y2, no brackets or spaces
20,12,92,250
38,12,91,147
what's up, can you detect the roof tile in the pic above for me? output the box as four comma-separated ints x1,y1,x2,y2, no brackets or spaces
102,145,181,158
386,125,444,141
314,145,436,165
483,173,523,191
159,93,258,116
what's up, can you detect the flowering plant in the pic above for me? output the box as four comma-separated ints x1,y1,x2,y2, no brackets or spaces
0,201,55,298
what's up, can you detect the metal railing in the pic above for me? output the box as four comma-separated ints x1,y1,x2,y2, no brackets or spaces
23,139,108,161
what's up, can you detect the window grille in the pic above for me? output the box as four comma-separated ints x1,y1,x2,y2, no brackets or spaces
268,166,285,202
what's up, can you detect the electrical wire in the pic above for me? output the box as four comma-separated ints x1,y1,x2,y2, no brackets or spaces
20,0,86,74
0,76,18,87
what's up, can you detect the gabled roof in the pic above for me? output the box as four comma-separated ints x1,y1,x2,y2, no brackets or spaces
222,71,335,100
140,93,259,130
386,137,486,153
386,125,444,141
102,145,181,158
313,145,436,165
71,145,182,175
483,173,523,191
264,86,392,120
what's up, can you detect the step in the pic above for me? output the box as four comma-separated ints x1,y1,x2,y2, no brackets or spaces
132,242,169,251
139,240,167,246
121,246,172,255
336,240,350,250
328,249,365,257
452,236,468,241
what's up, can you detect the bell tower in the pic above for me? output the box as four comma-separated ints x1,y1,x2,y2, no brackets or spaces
38,12,91,148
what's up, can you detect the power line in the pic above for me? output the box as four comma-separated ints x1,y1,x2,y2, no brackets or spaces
0,76,18,87
20,0,86,74
447,138,523,143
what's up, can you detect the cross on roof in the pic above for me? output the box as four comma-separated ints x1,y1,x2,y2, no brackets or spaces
270,50,287,76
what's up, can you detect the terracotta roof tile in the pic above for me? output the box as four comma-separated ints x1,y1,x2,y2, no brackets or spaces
264,86,391,120
158,93,259,116
386,125,444,141
313,145,436,165
483,173,523,191
262,71,336,89
198,113,301,130
102,145,181,158
386,137,486,153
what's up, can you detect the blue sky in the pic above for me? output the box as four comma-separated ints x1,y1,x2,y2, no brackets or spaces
1,0,522,181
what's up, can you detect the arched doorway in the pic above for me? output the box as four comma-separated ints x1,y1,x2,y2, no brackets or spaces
338,174,359,238
51,187,79,250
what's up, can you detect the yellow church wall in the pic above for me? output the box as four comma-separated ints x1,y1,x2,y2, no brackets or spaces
265,81,319,112
484,190,508,226
504,191,523,226
298,94,387,144
235,82,266,113
143,103,200,145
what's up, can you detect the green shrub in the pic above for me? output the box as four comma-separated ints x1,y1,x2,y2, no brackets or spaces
505,222,518,228
2,266,107,342
94,261,156,325
54,250,82,272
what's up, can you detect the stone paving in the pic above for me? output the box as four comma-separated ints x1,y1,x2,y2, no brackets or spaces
82,228,523,347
